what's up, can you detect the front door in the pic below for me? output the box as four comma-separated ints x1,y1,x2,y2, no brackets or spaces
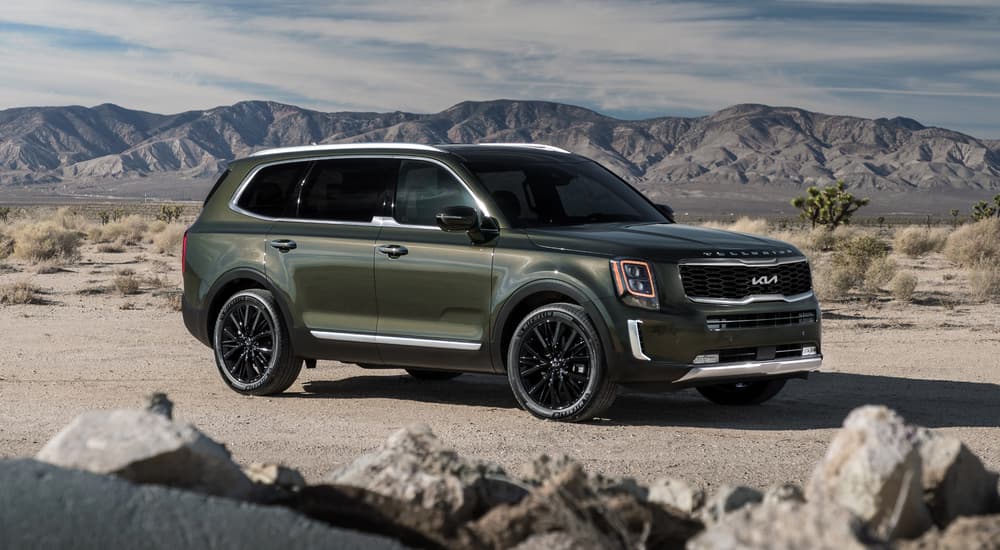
266,157,398,364
374,159,495,371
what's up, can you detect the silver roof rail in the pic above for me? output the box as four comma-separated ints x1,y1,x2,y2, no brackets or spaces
477,143,571,154
250,143,446,157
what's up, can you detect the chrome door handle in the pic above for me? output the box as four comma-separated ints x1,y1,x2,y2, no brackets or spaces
377,244,408,259
269,239,297,252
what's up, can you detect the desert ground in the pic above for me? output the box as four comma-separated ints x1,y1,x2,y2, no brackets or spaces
1,211,998,492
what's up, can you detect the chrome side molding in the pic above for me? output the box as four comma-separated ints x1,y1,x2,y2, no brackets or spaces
310,330,482,351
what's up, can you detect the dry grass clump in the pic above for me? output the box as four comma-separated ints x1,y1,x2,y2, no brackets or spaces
968,264,1000,302
817,235,896,300
702,217,770,236
113,271,141,296
0,280,40,305
10,222,83,263
0,232,14,259
893,226,949,258
153,223,185,255
147,220,168,234
90,215,148,246
944,218,1000,267
890,272,918,302
96,243,125,253
164,292,183,311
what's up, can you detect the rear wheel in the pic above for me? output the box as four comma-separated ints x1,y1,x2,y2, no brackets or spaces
213,289,302,395
507,303,616,422
696,379,786,406
405,369,462,381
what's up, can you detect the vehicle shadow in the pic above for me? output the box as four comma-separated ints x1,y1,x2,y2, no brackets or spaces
298,372,1000,431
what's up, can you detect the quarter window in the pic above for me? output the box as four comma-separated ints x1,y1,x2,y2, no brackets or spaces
236,162,309,218
297,158,398,222
394,161,476,226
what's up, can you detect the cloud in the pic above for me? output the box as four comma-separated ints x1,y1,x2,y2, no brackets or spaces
0,0,997,136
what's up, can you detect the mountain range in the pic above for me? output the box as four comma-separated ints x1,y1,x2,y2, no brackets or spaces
1,99,998,200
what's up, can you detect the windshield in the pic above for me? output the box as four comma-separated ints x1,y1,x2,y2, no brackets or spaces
463,159,668,228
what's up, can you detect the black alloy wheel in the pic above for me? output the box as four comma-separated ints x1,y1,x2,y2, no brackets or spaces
213,289,301,395
507,303,616,421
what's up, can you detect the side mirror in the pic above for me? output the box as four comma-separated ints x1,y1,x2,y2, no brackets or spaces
436,205,499,244
655,203,675,223
436,205,479,232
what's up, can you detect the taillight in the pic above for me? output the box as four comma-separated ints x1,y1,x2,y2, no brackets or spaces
610,259,659,310
181,231,188,274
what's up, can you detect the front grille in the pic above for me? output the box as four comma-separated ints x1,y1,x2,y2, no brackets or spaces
712,343,812,363
680,260,812,301
707,310,816,331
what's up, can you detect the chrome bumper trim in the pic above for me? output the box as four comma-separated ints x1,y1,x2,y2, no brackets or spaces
627,320,651,361
675,356,821,383
687,291,815,306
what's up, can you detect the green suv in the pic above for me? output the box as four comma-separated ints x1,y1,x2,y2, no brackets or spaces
182,143,821,421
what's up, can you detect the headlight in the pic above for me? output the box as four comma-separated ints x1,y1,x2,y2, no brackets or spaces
610,259,659,310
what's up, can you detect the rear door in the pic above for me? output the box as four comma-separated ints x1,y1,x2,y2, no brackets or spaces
373,159,496,371
265,157,398,363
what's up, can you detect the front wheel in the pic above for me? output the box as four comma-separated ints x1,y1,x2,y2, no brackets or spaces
213,289,302,395
507,303,617,422
696,379,786,406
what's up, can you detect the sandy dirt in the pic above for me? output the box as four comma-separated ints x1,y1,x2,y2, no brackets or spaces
1,243,998,491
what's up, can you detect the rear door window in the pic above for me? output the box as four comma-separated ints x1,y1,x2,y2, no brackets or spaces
236,162,310,218
296,158,398,222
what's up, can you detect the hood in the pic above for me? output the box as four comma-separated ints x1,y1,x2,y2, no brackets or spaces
525,223,802,263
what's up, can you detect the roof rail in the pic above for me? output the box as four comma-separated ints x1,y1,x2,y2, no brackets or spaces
249,143,446,157
477,143,571,154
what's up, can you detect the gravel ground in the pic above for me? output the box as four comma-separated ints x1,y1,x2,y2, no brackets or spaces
1,246,998,490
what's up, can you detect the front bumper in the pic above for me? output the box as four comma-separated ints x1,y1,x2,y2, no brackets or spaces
674,355,821,384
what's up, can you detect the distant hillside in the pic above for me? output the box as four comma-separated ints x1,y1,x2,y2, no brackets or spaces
1,99,998,195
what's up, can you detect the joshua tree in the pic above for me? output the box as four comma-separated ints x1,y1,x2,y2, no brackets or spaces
994,194,1000,219
791,180,870,230
972,200,998,222
950,208,960,226
0,206,9,224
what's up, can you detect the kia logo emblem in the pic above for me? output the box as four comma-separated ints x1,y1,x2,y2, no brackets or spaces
751,275,778,286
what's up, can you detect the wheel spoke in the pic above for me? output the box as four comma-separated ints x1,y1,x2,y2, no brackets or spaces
527,378,547,397
520,364,546,377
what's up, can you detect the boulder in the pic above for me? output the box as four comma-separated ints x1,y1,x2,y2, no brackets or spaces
701,485,763,523
520,453,647,500
914,427,999,527
688,499,882,550
763,483,806,506
36,408,253,500
648,477,706,515
244,462,306,490
899,514,1000,550
326,424,525,521
0,459,404,550
807,405,933,540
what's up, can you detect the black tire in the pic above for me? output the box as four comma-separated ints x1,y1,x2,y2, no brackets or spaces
213,289,302,395
696,379,786,406
507,303,616,422
405,369,463,381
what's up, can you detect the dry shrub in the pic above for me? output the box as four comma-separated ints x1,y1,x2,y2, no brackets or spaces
148,220,168,235
890,272,918,302
164,292,183,311
11,222,82,263
0,232,14,259
97,243,125,253
48,207,90,231
91,215,148,246
113,272,141,295
812,262,854,302
944,218,1000,267
153,223,186,255
893,226,948,258
33,260,64,274
862,256,897,294
0,280,40,305
703,217,770,236
968,264,1000,302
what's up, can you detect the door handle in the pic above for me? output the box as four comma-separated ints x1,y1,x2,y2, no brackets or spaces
377,244,409,259
269,239,297,253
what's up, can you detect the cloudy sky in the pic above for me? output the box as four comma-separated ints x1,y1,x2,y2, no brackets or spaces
1,0,998,137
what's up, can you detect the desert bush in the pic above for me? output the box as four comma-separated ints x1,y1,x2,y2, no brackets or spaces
113,272,141,295
862,256,897,294
812,262,854,302
11,222,83,263
0,280,40,305
153,223,186,255
0,206,10,223
968,264,1000,302
33,260,64,274
91,215,148,246
702,217,770,235
944,218,1000,267
890,272,918,302
164,292,183,311
893,226,948,258
49,207,90,232
97,243,125,253
0,232,13,259
148,220,168,235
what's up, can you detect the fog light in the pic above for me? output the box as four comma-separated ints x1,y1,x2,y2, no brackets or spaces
693,353,720,365
802,346,817,356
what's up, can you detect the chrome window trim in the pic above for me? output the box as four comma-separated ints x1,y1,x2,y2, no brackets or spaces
688,291,815,306
675,355,821,383
679,257,809,267
476,143,571,154
627,320,651,361
250,143,446,157
310,330,481,351
227,154,492,227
